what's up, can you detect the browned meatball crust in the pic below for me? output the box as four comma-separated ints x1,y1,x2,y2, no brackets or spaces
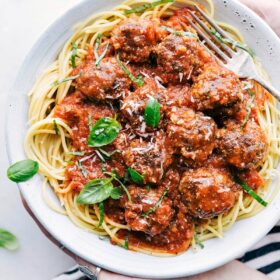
123,186,174,236
179,168,238,219
74,57,131,101
167,107,217,162
111,17,165,63
122,131,174,184
191,65,243,111
217,120,268,169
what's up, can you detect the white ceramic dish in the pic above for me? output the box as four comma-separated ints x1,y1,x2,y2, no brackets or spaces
6,0,280,278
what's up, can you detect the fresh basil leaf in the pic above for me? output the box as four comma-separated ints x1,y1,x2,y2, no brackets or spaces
116,55,144,87
87,117,121,147
124,0,174,14
7,159,39,183
71,42,78,68
76,178,113,204
127,168,145,185
98,202,104,227
110,187,122,199
0,229,19,251
144,97,161,128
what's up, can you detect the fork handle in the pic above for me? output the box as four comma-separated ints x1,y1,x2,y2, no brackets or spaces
253,76,280,103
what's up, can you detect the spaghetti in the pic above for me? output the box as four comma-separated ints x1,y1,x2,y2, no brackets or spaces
25,0,280,255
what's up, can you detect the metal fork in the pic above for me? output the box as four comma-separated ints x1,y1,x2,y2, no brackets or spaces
184,5,280,102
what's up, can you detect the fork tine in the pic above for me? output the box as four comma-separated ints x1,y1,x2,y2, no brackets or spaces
190,11,234,57
193,5,235,44
184,16,229,62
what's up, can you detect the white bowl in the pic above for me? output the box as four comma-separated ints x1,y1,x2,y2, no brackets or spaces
6,0,280,278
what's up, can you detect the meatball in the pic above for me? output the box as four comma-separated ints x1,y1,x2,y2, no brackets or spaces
191,65,243,111
122,131,174,184
120,78,164,133
217,120,267,169
164,84,192,108
111,17,165,63
155,34,214,83
74,57,131,101
179,168,238,219
167,107,217,162
123,186,174,236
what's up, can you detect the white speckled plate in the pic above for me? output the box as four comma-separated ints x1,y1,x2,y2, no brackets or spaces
6,0,280,278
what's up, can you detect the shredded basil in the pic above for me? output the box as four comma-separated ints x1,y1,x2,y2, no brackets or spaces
0,229,19,251
241,89,255,129
124,235,129,250
124,0,174,14
97,148,121,161
53,119,59,135
98,202,104,227
77,160,87,178
127,168,145,185
142,188,168,217
116,54,144,87
233,173,268,207
88,115,93,131
66,151,85,156
94,34,109,68
52,74,80,87
210,28,255,57
162,26,199,39
7,159,39,183
87,117,121,148
194,233,204,249
144,97,161,128
71,42,78,68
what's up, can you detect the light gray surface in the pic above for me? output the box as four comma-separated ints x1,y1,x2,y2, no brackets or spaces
0,1,80,279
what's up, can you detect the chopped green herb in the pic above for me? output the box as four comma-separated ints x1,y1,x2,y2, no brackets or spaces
0,229,19,251
124,0,174,14
110,188,122,199
142,188,168,218
144,97,161,128
96,43,109,68
162,26,199,39
116,54,144,87
241,89,255,129
77,160,87,178
124,235,129,250
210,28,255,57
194,233,204,249
94,34,109,68
52,74,80,87
98,202,104,227
88,115,93,131
66,151,85,156
53,120,59,135
71,42,78,68
87,117,121,148
104,172,132,202
7,159,39,183
233,173,268,207
97,148,121,161
127,168,145,185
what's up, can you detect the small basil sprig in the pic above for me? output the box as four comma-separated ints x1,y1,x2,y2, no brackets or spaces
127,168,145,185
142,188,168,218
94,33,109,68
87,117,121,147
98,202,104,227
116,55,144,87
144,97,161,128
162,26,198,39
7,159,39,183
124,0,174,14
210,28,254,57
76,178,120,204
71,42,78,68
0,229,19,251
